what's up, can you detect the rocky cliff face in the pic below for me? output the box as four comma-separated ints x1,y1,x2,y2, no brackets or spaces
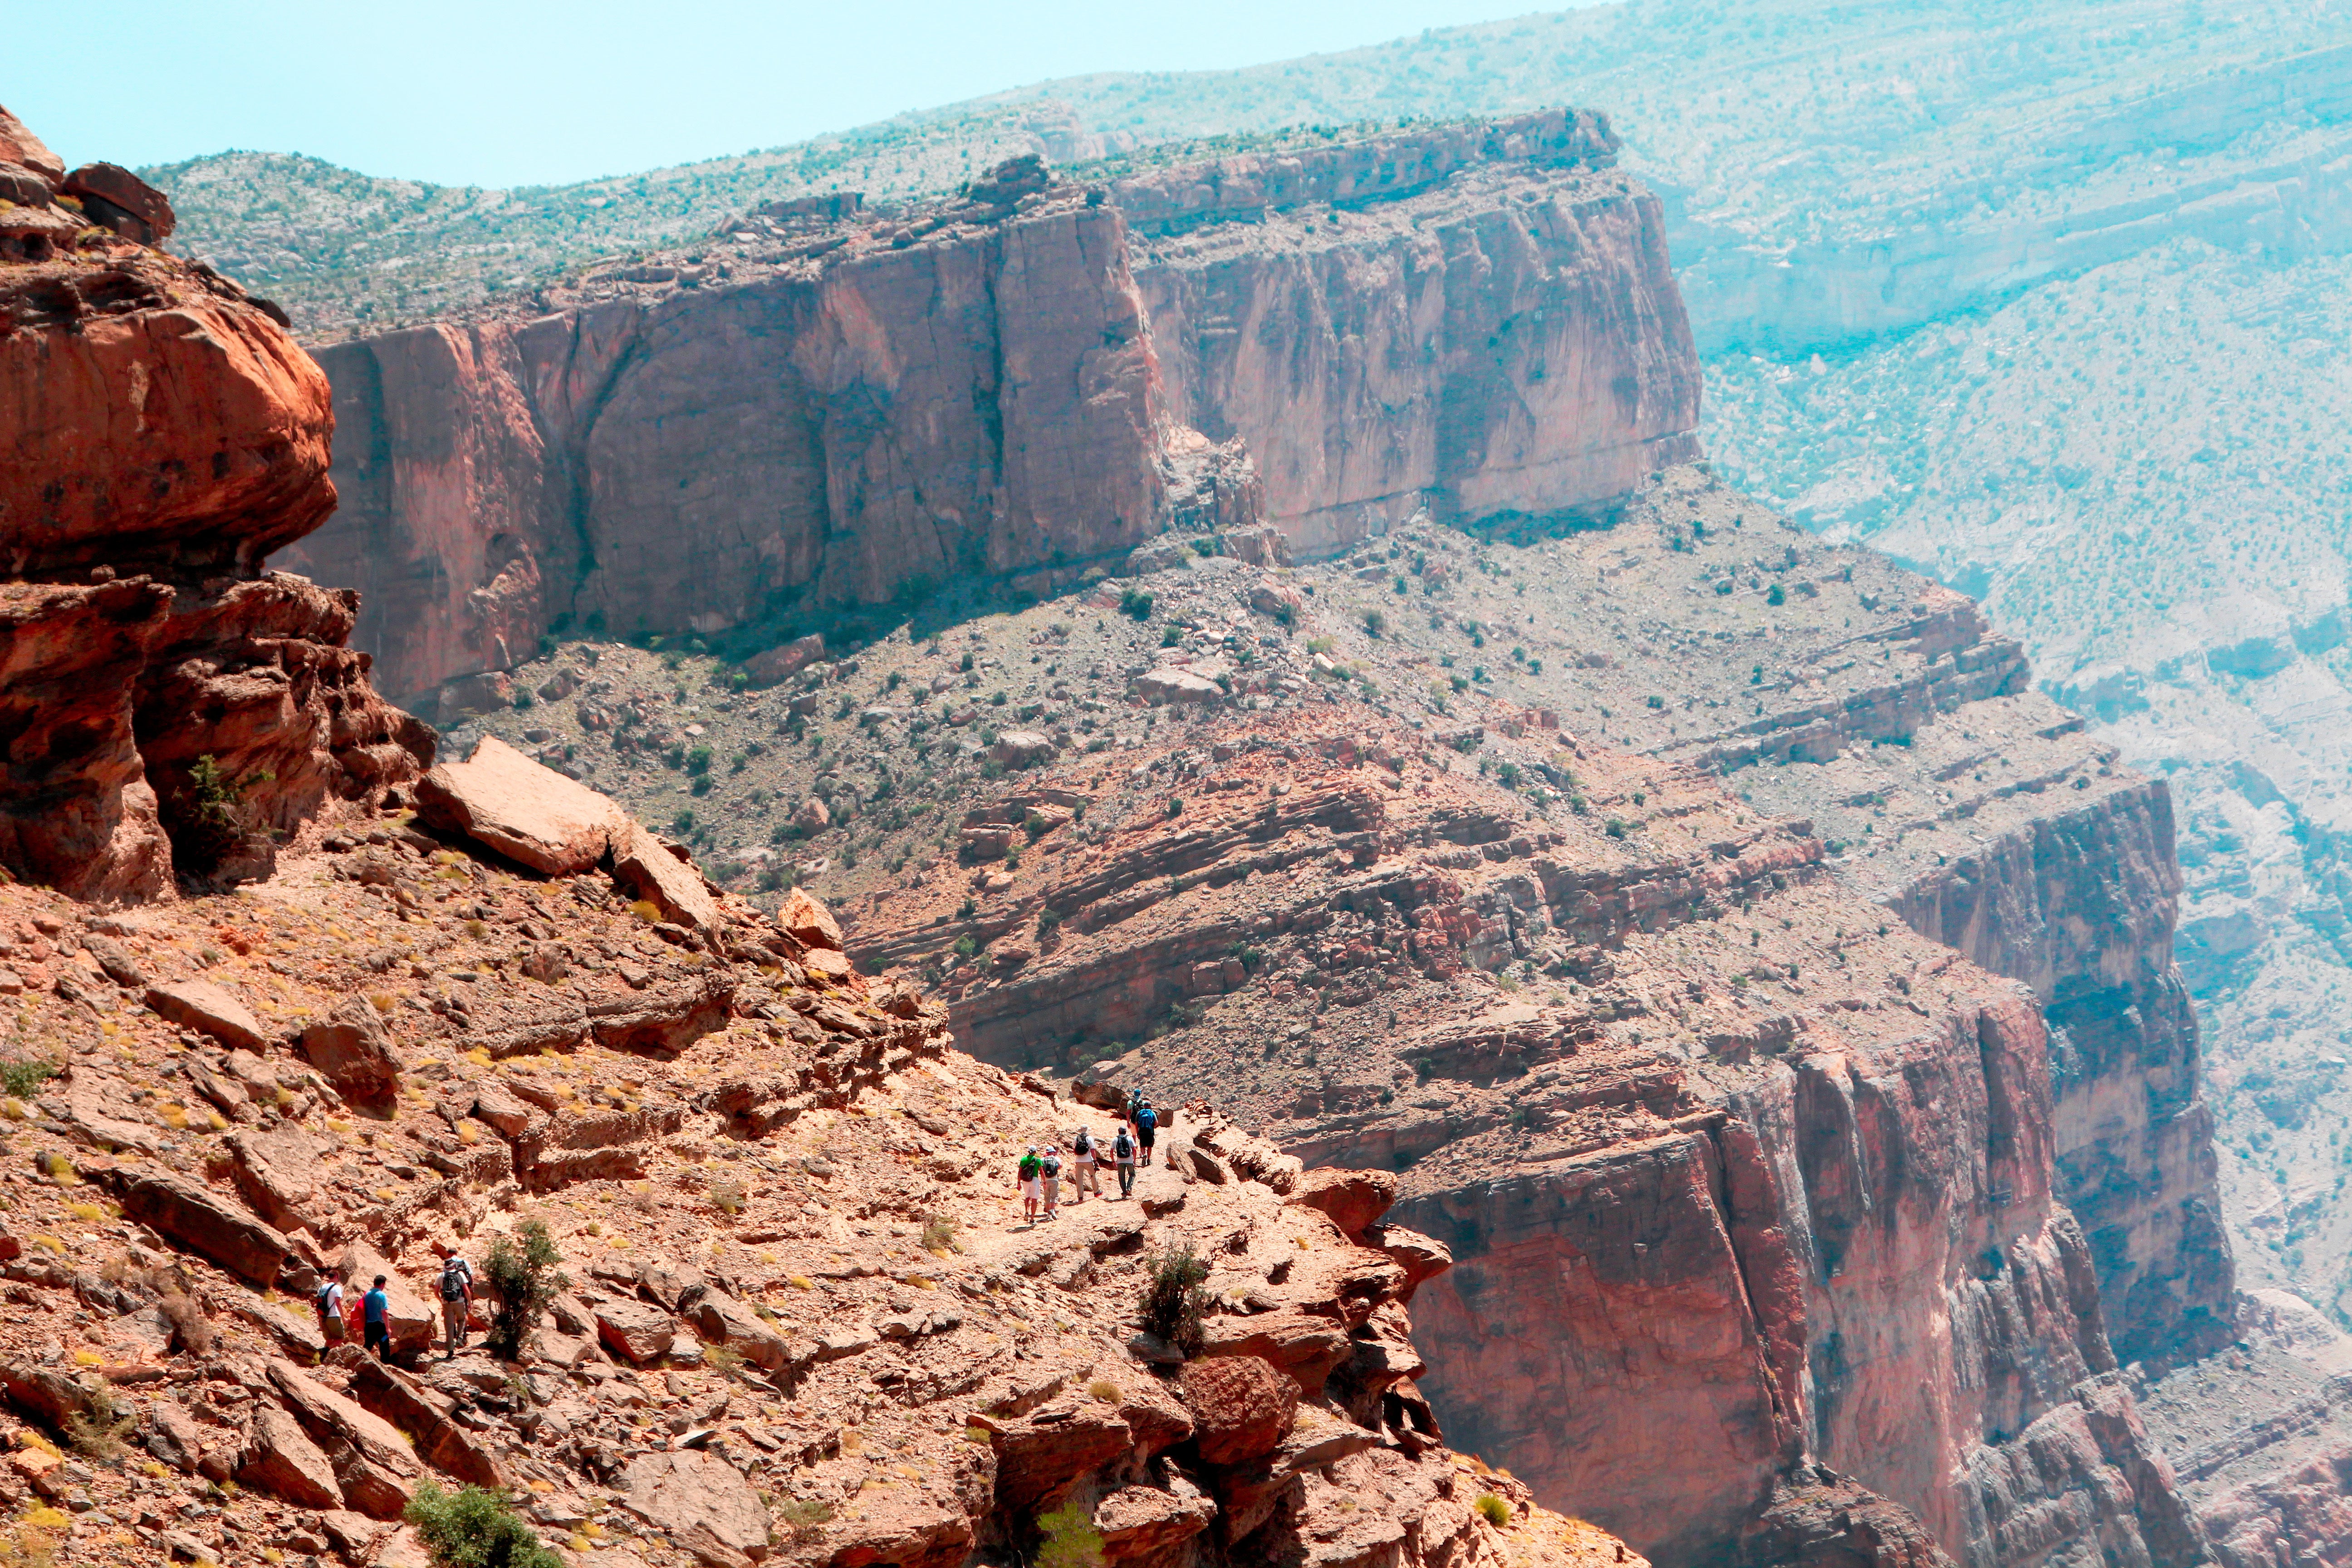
0,744,1617,1568
1120,110,1699,554
0,103,1587,1568
279,111,1697,712
805,549,2202,1568
0,108,429,899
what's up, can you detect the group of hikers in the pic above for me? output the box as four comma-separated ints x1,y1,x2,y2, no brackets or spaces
1015,1095,1161,1224
305,1099,1170,1354
315,1249,478,1360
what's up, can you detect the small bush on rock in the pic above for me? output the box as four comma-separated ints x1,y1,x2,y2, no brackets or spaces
483,1220,567,1362
404,1481,564,1568
1474,1492,1512,1527
1139,1245,1209,1355
63,1382,133,1460
776,1497,833,1544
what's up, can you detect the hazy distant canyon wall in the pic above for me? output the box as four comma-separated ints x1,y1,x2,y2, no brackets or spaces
283,111,1698,708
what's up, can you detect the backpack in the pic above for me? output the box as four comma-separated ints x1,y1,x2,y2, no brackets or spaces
1073,1129,1093,1156
316,1281,338,1313
1042,1153,1061,1178
1019,1154,1041,1181
440,1260,469,1301
1135,1106,1156,1135
1114,1130,1134,1160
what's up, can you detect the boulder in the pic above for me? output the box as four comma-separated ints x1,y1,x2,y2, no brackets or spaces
594,1296,677,1364
111,1169,290,1285
268,1359,422,1478
142,1396,205,1475
619,1450,771,1568
226,1124,323,1232
144,979,269,1052
612,820,720,931
1249,579,1306,619
470,1082,535,1136
1134,667,1225,704
1362,1223,1452,1299
1196,1311,1352,1396
240,1403,343,1509
1286,1167,1398,1240
1178,1355,1296,1466
1106,1372,1194,1455
336,1245,434,1355
743,633,824,687
778,888,845,951
0,104,62,182
81,933,145,987
681,1287,789,1372
991,730,1057,768
0,1362,99,1428
61,162,175,243
1095,1483,1218,1563
415,735,620,875
299,996,403,1101
0,162,50,206
992,1399,1135,1510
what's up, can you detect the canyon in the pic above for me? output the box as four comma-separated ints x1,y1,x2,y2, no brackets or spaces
0,105,1624,1568
149,0,2352,1339
7,17,2352,1568
208,87,2352,1568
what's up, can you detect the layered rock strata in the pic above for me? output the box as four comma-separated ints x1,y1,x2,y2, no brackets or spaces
0,108,427,896
280,110,1698,710
1462,464,2235,1373
851,700,2197,1568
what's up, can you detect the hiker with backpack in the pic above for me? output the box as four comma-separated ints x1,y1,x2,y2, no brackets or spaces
316,1276,346,1345
438,1251,474,1357
1016,1146,1044,1224
1113,1124,1138,1199
362,1274,392,1360
1070,1127,1101,1204
1132,1098,1159,1165
1040,1145,1063,1220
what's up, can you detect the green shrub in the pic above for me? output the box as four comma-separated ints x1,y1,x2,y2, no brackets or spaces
64,1382,133,1460
482,1221,566,1362
0,1059,54,1100
173,754,274,873
1035,1494,1106,1568
404,1482,564,1568
776,1497,833,1545
1118,588,1154,622
1474,1493,1511,1528
1139,1245,1209,1355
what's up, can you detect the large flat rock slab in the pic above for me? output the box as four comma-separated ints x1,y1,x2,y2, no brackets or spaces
416,735,621,875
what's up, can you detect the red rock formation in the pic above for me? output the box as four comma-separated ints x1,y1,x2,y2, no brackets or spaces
852,715,2198,1568
1125,112,1700,553
283,111,1698,710
0,108,427,896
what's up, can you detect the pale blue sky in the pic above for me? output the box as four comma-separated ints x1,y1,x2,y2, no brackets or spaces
17,1,1577,188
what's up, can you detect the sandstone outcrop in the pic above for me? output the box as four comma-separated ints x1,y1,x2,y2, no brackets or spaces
0,820,1615,1568
0,108,428,897
283,110,1696,712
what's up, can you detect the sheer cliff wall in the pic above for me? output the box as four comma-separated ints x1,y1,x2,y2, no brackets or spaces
280,111,1699,710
